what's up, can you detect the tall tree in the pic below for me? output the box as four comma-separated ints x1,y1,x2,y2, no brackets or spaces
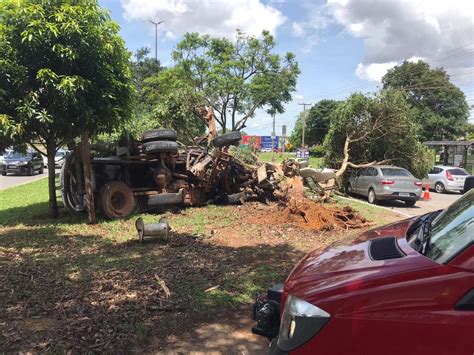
290,99,340,147
382,61,469,141
325,91,432,178
0,0,133,217
170,30,299,132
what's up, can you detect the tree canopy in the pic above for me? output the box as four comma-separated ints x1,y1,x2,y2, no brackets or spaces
0,0,133,216
167,30,299,132
382,61,469,141
290,99,340,147
324,91,432,178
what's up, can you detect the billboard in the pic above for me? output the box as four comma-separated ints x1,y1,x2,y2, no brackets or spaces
242,136,279,150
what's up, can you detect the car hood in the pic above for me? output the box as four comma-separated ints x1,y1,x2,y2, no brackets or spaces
284,218,437,309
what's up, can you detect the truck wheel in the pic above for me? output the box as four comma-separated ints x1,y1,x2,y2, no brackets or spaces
142,129,177,142
212,131,242,148
99,181,136,219
143,141,179,154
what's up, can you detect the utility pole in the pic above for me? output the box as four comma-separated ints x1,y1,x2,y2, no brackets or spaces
298,103,311,147
271,111,276,162
148,20,165,61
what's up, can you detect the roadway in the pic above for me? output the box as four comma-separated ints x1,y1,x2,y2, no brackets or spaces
0,170,54,190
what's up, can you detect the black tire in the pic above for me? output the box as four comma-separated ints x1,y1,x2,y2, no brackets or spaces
404,200,416,207
143,140,179,154
435,182,445,194
39,164,44,174
1,170,6,176
367,188,378,204
345,183,353,196
99,181,136,219
27,166,34,176
142,129,177,142
212,131,242,148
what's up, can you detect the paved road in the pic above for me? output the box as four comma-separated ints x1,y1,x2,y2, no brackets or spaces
344,190,462,218
0,170,51,190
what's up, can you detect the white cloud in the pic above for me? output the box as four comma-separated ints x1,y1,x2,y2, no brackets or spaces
355,62,397,82
325,0,474,83
292,22,304,37
293,94,304,100
121,0,286,39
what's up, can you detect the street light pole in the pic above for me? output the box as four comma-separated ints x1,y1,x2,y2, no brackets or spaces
298,103,311,147
148,20,165,61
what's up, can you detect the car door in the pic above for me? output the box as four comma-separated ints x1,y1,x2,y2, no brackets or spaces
356,168,369,196
428,167,440,186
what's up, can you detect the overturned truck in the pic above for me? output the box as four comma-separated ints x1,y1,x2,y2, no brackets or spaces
60,129,279,219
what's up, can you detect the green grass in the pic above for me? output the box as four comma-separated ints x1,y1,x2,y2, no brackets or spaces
258,151,323,167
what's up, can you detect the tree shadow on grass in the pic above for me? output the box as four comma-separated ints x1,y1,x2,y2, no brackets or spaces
0,226,305,353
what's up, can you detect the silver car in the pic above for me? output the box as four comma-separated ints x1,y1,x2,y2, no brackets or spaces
347,165,422,206
426,165,470,193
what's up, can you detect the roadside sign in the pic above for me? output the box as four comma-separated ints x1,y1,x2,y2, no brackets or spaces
296,148,309,158
285,142,293,150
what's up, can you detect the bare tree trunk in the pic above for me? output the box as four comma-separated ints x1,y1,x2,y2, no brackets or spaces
335,136,351,178
81,131,96,224
46,143,59,218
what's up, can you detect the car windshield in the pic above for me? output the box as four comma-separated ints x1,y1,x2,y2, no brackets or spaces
447,168,468,176
7,151,31,159
414,190,474,264
381,168,412,177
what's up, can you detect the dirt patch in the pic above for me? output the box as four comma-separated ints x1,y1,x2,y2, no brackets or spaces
244,177,371,232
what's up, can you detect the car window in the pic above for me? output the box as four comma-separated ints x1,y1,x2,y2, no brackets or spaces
7,151,28,159
448,168,469,176
424,190,474,264
429,167,438,174
380,168,412,177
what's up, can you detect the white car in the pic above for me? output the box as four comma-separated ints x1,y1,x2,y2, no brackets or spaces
426,165,470,193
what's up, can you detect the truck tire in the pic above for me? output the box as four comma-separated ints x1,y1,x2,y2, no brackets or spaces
141,129,177,142
143,140,179,154
212,131,242,148
99,181,136,219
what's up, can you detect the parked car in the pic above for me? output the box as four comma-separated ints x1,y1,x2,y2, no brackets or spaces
43,149,68,168
346,165,422,206
426,165,470,193
252,189,474,355
1,150,44,176
0,148,13,167
464,176,474,193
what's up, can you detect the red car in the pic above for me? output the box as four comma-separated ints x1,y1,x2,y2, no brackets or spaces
252,189,474,355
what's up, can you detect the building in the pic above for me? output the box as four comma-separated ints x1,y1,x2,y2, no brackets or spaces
424,140,474,174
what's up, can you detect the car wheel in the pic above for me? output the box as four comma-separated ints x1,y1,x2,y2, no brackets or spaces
346,183,353,196
39,165,44,174
99,181,136,219
368,188,378,204
211,131,242,148
141,128,177,142
404,200,416,207
435,182,445,194
28,166,34,176
143,140,179,155
1,170,6,176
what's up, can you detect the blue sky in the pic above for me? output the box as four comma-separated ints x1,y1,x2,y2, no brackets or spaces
99,0,474,136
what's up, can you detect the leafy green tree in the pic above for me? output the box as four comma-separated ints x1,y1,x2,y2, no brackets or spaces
382,61,469,141
0,0,133,217
325,91,432,178
169,30,299,132
290,99,340,147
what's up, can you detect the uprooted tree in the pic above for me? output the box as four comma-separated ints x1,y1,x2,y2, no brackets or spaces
153,30,299,132
0,0,133,217
324,91,432,179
